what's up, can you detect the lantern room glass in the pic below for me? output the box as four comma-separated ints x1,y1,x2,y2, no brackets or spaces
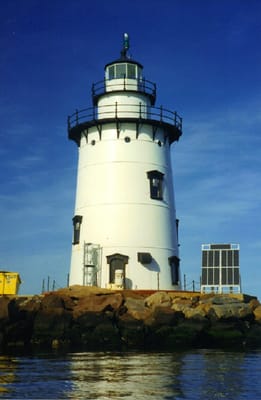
107,63,142,80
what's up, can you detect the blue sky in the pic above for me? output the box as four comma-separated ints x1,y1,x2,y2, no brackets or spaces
1,0,261,297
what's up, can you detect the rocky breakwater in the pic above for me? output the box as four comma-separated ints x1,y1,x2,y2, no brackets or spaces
0,286,261,351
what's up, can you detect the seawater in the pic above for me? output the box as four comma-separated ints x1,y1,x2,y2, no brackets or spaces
0,350,260,399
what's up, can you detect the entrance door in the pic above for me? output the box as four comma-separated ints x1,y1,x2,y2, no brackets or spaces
106,253,129,287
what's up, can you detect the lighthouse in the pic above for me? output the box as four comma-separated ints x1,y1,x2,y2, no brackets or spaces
68,34,182,290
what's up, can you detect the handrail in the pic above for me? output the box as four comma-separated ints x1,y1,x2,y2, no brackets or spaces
68,103,182,132
92,77,157,99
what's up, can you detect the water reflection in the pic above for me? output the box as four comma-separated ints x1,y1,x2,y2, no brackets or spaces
0,356,17,394
180,350,247,399
0,350,260,399
68,352,184,399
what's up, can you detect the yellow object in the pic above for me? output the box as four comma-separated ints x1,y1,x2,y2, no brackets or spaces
0,271,21,295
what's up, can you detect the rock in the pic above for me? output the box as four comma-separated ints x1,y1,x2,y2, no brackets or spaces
41,293,65,309
204,321,246,347
71,311,120,349
73,293,123,317
56,285,114,298
0,288,260,351
209,303,253,320
60,295,77,311
2,296,42,347
182,306,208,320
145,306,183,328
192,303,212,318
246,324,261,346
0,297,11,320
118,314,145,347
145,292,172,308
172,297,195,306
123,297,152,320
253,305,261,321
32,308,72,345
249,299,260,310
200,295,241,305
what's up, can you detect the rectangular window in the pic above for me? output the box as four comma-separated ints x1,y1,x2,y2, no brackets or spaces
208,268,213,285
213,268,219,285
72,215,82,245
234,267,240,284
127,63,136,78
168,256,180,285
202,251,208,267
214,251,219,266
147,170,164,200
202,268,207,285
222,267,227,284
208,251,214,267
228,250,232,266
228,267,233,284
108,66,115,80
234,250,239,266
116,64,126,78
222,250,227,266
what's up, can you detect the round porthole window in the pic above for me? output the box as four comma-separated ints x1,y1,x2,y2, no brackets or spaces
158,140,162,147
91,140,96,146
125,137,131,143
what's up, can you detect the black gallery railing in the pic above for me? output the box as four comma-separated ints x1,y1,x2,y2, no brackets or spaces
92,78,157,100
68,103,182,132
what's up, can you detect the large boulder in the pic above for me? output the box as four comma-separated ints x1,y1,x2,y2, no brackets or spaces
208,303,253,320
31,294,72,345
145,292,172,309
123,296,152,320
73,293,123,318
1,296,42,347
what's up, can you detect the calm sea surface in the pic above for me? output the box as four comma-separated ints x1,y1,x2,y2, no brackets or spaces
0,350,260,399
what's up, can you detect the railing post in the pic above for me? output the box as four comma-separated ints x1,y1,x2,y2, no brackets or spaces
139,102,142,118
123,75,126,91
93,106,96,120
115,102,118,118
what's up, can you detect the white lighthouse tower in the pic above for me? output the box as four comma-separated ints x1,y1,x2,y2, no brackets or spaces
68,34,182,290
